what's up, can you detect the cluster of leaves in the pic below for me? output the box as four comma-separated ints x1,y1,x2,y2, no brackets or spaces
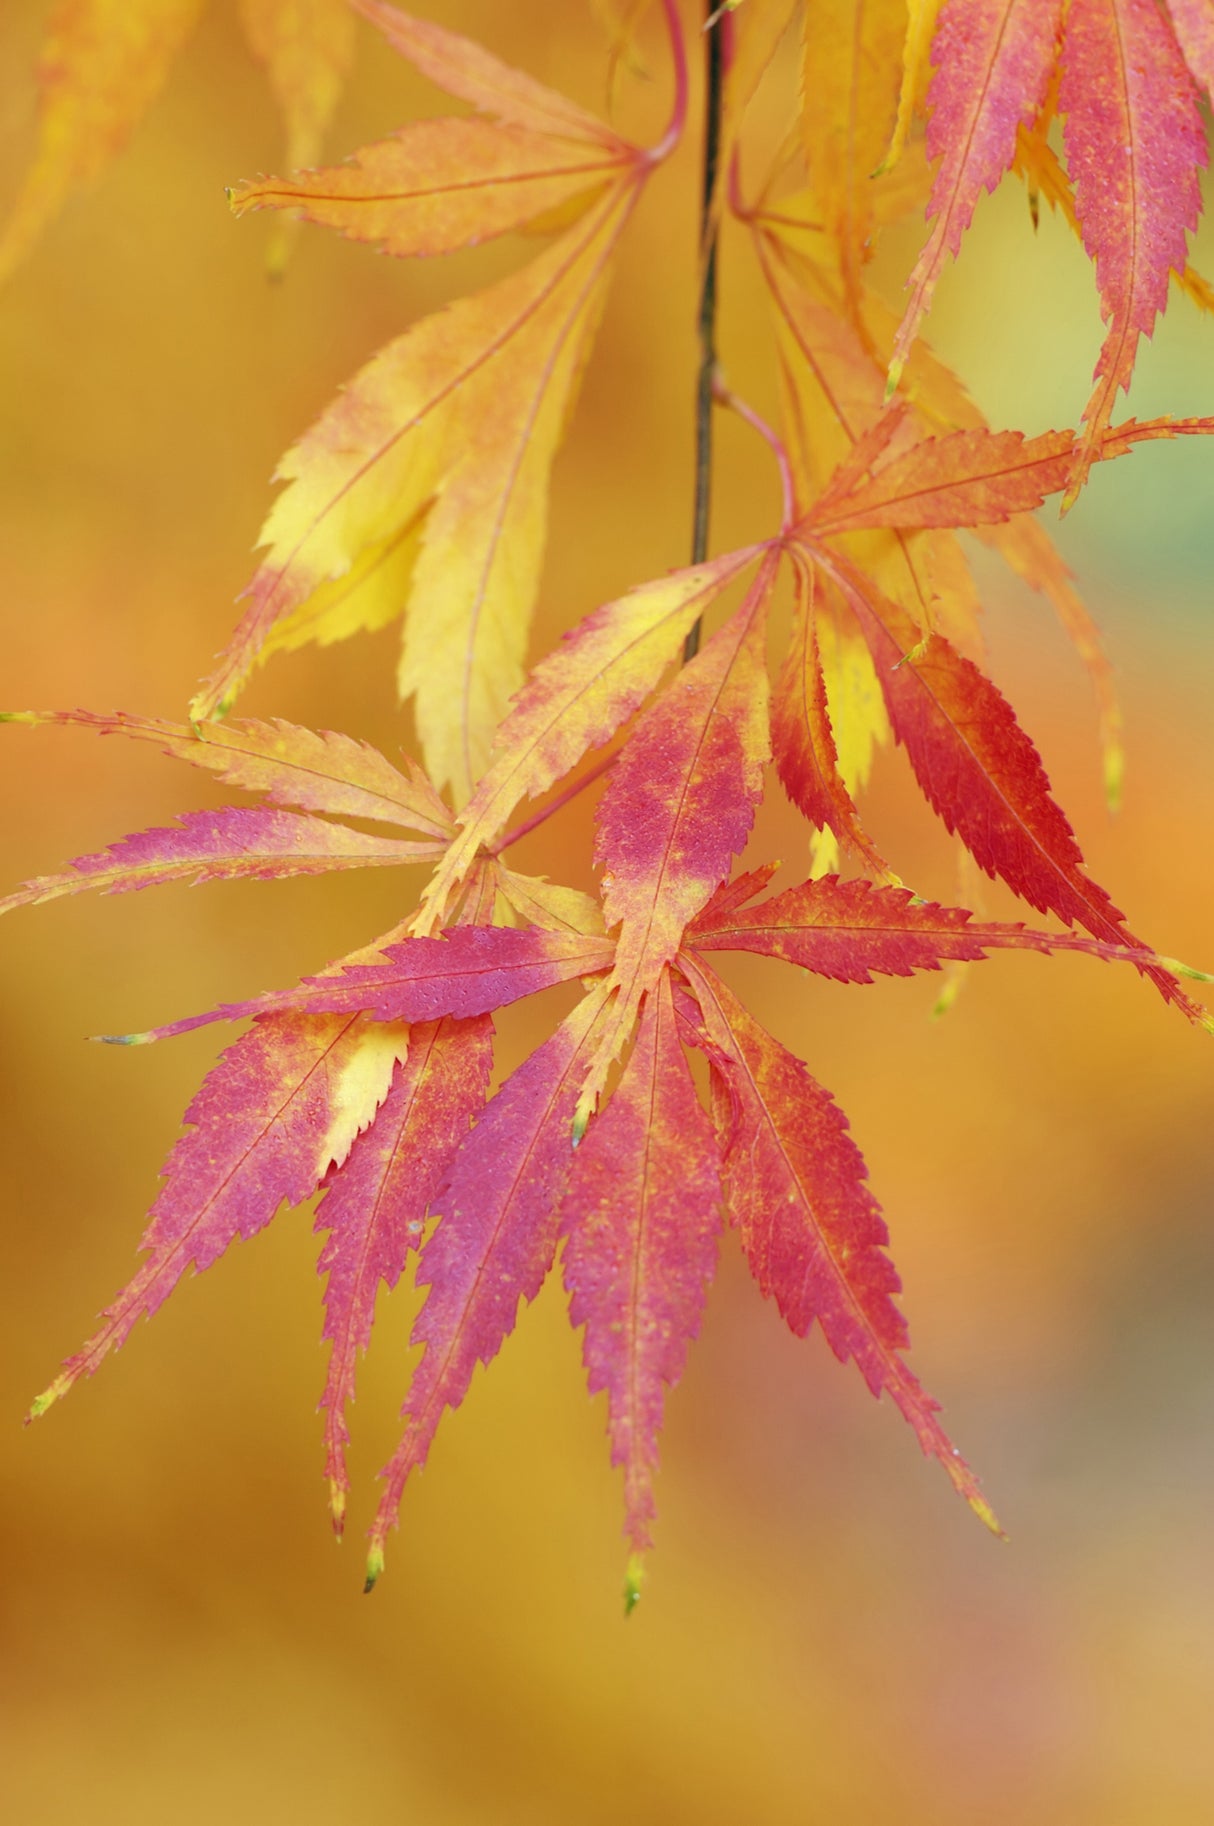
4,0,1213,1603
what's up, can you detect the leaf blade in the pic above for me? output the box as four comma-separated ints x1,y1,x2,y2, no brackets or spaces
0,806,439,916
683,957,998,1532
315,1013,493,1528
31,1012,405,1416
0,0,203,285
1060,0,1207,494
561,970,722,1557
364,981,613,1585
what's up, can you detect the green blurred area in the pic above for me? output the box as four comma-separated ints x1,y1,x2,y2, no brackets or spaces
2,5,1213,1823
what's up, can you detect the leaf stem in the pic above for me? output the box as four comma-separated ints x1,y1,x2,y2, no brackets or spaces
682,0,726,663
650,0,689,162
490,744,623,856
713,379,795,531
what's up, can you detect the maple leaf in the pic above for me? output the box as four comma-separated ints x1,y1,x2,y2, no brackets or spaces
29,1011,408,1419
887,0,1064,392
417,544,764,928
191,0,682,807
238,0,355,179
575,549,777,1131
783,412,1214,1023
363,979,616,1588
882,0,1211,499
8,0,1214,1613
561,968,721,1598
0,707,455,835
680,952,997,1531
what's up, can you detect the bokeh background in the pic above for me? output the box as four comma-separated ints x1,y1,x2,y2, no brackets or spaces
2,4,1213,1821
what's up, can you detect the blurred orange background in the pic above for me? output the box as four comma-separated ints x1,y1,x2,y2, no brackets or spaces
2,4,1214,1821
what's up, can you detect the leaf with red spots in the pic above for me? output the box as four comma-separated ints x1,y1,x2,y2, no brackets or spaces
807,545,1207,1023
114,924,616,1044
561,970,722,1588
0,806,440,917
682,955,999,1533
1059,0,1207,496
576,550,778,1131
889,0,1064,390
364,981,613,1588
688,870,1195,986
315,1013,493,1530
1,709,453,836
30,1012,407,1419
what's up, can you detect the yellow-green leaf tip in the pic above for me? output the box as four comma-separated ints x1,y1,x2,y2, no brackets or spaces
930,976,964,1021
1103,745,1125,815
623,1553,645,1616
363,1544,385,1594
328,1481,347,1536
27,1377,67,1422
1155,955,1214,984
0,711,36,724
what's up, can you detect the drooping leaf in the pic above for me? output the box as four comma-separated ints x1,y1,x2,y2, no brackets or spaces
2,709,453,836
314,1012,493,1530
0,0,204,286
238,0,355,176
0,805,440,916
194,181,640,805
561,969,722,1573
1059,0,1207,497
576,550,777,1130
30,1011,405,1417
350,0,618,142
120,925,615,1042
1012,108,1214,321
688,870,1194,984
800,0,905,321
882,0,944,174
751,182,1129,795
771,558,895,881
888,0,1063,390
813,547,1206,1021
805,418,1214,537
681,956,998,1532
229,118,631,258
364,980,613,1587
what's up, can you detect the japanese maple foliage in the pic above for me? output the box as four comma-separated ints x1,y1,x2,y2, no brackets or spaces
4,0,1213,1606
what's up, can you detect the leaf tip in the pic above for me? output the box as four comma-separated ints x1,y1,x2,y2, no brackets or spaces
930,970,966,1021
1103,746,1125,816
623,1553,645,1616
328,1480,347,1536
883,360,904,404
1155,955,1214,986
26,1374,69,1423
1059,477,1082,518
0,711,35,725
363,1543,385,1593
93,1031,153,1047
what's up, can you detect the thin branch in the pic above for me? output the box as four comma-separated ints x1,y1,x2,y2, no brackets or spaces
683,0,726,663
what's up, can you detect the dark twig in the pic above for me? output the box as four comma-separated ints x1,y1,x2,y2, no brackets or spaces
682,0,725,663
